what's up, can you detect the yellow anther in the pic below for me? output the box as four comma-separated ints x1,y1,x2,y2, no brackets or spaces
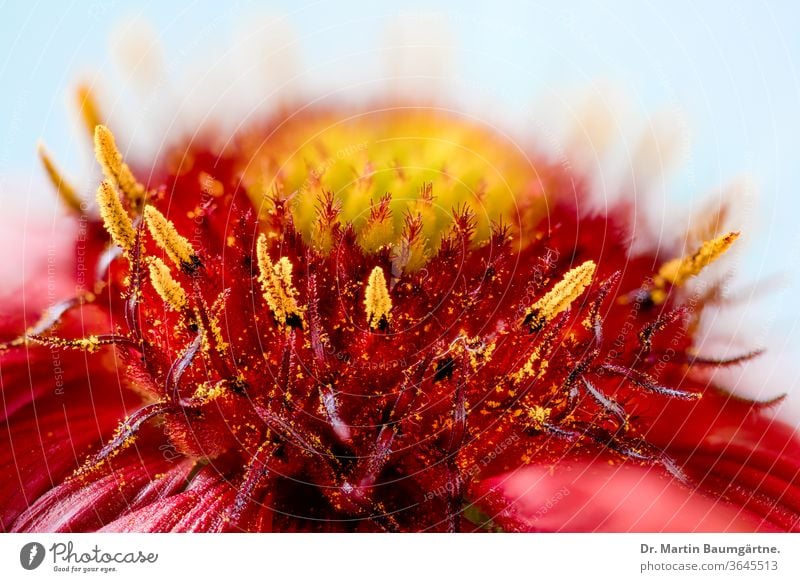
148,257,187,311
256,233,304,327
657,232,739,288
364,266,392,330
38,143,83,214
525,260,596,330
76,83,102,139
143,205,199,269
96,180,136,252
94,124,145,209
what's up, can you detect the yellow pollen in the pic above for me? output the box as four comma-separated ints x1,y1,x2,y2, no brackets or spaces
28,334,102,353
148,257,187,311
96,180,136,252
94,124,145,209
256,233,304,327
193,381,228,405
76,83,102,139
364,266,392,330
76,336,101,352
527,405,551,431
525,260,596,330
449,332,496,371
511,346,549,382
657,232,739,288
144,205,199,269
208,312,228,352
38,143,83,214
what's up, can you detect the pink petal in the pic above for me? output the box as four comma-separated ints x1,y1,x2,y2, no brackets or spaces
0,407,126,530
11,440,171,532
100,466,237,532
472,461,776,532
645,389,800,530
98,462,216,532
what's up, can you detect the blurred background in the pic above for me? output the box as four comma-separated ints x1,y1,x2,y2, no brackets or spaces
1,0,800,418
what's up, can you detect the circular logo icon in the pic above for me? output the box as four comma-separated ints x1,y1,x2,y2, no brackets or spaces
20,542,46,570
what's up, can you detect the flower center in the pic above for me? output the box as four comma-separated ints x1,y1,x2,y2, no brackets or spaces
176,106,549,254
23,103,741,531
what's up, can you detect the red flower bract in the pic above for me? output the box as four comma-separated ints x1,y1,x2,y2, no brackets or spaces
1,104,799,532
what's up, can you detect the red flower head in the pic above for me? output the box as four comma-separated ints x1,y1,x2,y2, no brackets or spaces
1,87,799,532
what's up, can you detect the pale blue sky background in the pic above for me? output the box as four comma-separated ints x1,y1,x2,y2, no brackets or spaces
2,1,799,196
2,0,800,412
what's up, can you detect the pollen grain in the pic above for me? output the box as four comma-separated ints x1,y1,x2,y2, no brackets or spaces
524,260,596,331
94,124,146,209
365,266,392,330
144,205,199,270
38,143,83,214
256,233,304,328
148,257,188,311
657,231,739,288
97,180,136,252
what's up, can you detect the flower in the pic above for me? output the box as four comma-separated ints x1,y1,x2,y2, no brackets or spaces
1,83,799,533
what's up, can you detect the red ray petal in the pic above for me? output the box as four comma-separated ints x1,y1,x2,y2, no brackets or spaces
472,460,776,532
